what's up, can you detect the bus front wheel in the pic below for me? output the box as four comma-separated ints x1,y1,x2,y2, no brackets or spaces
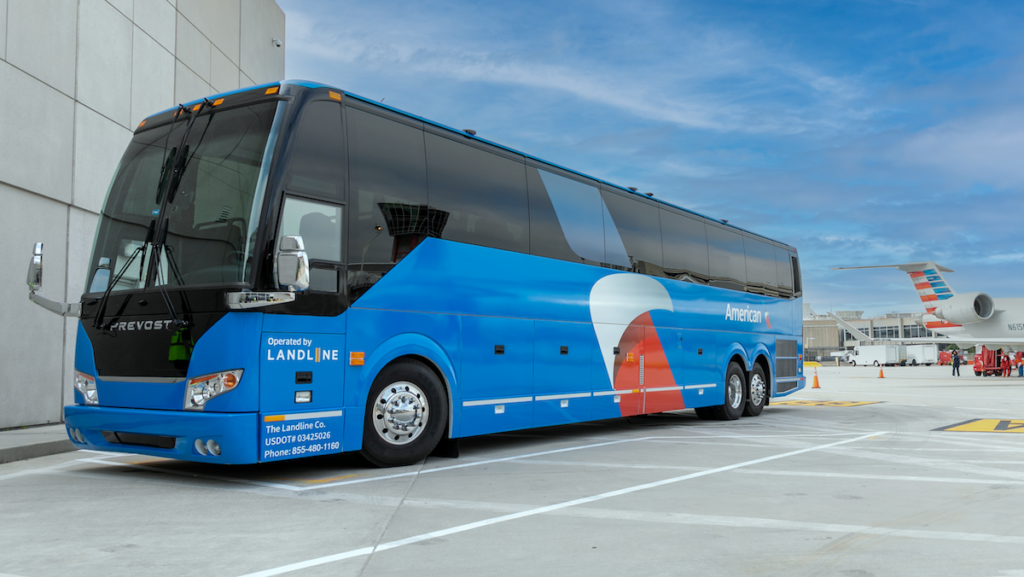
709,362,745,420
743,365,766,417
361,360,448,468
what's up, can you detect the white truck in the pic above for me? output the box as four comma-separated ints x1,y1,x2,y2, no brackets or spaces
849,345,904,367
903,344,938,366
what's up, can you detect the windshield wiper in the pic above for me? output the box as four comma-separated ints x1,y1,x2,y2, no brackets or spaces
93,221,154,329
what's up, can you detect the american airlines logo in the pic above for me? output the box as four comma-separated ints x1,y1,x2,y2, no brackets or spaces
725,304,769,326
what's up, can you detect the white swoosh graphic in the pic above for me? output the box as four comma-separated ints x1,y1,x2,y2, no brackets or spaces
589,274,674,386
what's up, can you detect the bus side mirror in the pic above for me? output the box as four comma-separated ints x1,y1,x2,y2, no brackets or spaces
277,236,309,292
27,243,43,291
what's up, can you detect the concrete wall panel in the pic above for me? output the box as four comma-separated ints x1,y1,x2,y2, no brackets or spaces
210,46,239,93
5,0,78,97
240,0,285,85
0,62,75,202
131,28,175,127
239,70,256,90
177,0,240,65
106,0,132,20
73,104,133,214
77,0,133,128
0,0,8,61
0,184,69,429
133,0,175,53
174,59,212,105
175,11,211,82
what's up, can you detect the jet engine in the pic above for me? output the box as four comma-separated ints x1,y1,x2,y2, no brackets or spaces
932,292,995,325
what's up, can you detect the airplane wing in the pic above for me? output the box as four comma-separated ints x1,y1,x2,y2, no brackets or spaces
826,313,1024,346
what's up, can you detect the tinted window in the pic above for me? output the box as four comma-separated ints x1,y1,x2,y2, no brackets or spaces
743,237,778,296
346,109,428,265
286,101,344,199
775,246,794,298
660,210,709,284
425,134,529,253
601,190,662,274
706,224,746,291
791,253,802,296
527,167,604,264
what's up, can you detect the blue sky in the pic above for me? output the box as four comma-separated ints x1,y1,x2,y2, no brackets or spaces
278,0,1024,317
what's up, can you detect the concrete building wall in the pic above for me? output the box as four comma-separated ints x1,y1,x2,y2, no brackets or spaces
1,0,285,429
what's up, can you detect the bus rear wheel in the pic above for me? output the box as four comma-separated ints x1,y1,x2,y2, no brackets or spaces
361,360,447,468
709,362,745,420
743,365,766,417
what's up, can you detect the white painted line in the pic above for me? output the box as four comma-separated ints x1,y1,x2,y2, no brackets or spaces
235,432,883,577
75,458,301,491
556,507,1024,545
462,396,532,407
534,392,591,401
683,384,715,389
0,452,124,483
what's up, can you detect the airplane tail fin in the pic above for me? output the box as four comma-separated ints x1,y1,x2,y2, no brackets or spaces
832,262,955,314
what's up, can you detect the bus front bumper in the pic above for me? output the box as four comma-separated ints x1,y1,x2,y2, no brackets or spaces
64,405,258,465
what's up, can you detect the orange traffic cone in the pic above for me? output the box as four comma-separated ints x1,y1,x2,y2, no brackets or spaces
878,368,885,378
812,368,820,389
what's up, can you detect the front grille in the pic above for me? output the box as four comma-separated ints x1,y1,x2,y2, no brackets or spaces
101,431,176,449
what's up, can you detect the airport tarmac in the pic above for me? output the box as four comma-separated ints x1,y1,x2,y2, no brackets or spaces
2,365,1023,577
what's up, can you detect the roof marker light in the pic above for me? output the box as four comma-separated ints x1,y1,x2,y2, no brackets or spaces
192,104,201,112
213,98,224,106
265,86,279,95
138,120,146,128
328,91,341,101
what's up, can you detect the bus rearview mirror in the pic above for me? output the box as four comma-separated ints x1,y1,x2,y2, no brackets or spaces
27,243,43,291
277,236,310,292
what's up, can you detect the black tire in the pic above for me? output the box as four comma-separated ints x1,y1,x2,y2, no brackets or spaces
874,361,880,367
743,364,767,417
974,371,981,376
710,361,745,420
694,407,715,420
851,360,856,366
361,360,448,468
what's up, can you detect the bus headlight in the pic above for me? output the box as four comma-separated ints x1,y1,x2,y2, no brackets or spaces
184,369,243,411
74,372,98,405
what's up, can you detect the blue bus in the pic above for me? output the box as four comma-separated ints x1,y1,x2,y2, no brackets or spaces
27,81,804,467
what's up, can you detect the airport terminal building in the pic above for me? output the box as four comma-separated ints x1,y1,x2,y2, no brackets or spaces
1,0,285,430
803,305,939,361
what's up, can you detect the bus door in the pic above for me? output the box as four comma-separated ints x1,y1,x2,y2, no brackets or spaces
533,321,593,427
641,327,686,414
459,316,535,437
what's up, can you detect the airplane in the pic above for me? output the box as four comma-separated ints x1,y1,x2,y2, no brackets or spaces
831,262,1024,346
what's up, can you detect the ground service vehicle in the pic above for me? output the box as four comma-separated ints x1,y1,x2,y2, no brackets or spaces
27,81,805,466
850,345,902,367
904,344,938,366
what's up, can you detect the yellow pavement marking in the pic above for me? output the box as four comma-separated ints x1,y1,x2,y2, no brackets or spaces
774,400,881,407
937,419,1024,433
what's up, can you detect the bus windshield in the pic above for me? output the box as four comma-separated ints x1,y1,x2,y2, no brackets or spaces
86,101,281,293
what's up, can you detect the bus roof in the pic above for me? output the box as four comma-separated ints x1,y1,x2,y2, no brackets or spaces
152,79,795,251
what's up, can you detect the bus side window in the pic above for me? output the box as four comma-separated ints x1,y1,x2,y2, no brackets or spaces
743,237,779,296
775,246,794,298
345,107,428,297
660,209,709,284
278,197,342,292
526,167,605,265
600,189,664,275
424,133,529,254
706,224,747,292
285,101,345,199
791,253,802,297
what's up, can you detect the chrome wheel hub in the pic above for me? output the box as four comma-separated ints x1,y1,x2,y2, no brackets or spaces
727,373,744,409
373,381,429,445
749,373,765,406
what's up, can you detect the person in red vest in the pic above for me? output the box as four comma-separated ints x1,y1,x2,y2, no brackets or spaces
1001,354,1011,377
